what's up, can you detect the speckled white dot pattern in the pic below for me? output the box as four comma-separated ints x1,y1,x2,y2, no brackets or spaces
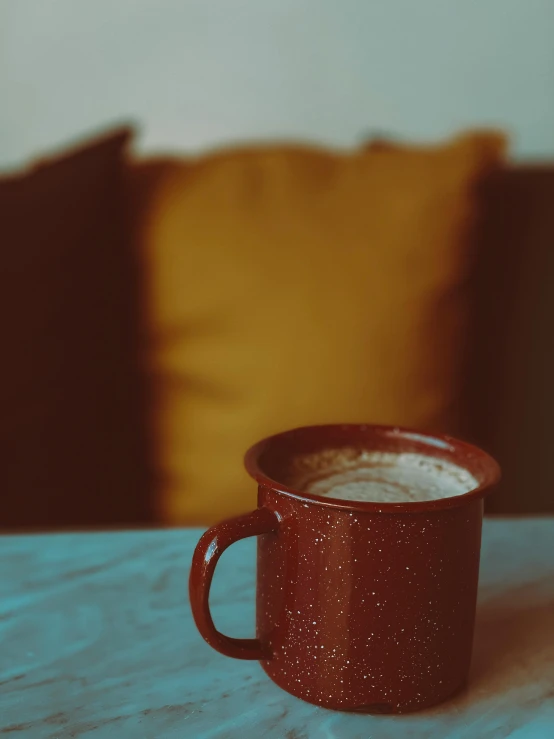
257,481,483,712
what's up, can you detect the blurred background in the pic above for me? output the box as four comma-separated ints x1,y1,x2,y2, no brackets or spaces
2,0,554,165
1,0,554,530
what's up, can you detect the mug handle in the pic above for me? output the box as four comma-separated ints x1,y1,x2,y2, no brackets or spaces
189,506,279,660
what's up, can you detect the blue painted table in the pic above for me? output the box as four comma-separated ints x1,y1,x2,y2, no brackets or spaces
1,518,553,738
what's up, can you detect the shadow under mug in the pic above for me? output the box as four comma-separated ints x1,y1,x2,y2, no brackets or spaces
189,424,501,713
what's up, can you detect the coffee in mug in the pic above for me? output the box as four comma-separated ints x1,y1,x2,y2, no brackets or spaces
286,449,478,503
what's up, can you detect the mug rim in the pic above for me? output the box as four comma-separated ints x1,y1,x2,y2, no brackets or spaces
244,423,501,514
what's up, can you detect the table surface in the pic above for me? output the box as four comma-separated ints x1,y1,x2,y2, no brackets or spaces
1,518,553,739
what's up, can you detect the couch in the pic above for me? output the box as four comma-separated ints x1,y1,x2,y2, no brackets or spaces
1,126,551,529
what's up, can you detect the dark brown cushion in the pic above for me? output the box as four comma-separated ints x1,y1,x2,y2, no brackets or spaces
0,128,153,529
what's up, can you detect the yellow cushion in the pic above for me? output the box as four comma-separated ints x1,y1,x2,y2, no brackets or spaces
133,133,505,525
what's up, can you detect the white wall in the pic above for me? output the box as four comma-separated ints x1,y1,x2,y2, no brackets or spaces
1,0,554,170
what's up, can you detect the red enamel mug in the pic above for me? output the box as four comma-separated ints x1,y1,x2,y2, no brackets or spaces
189,424,500,713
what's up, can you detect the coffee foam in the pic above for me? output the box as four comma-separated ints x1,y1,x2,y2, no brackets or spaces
288,448,478,503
